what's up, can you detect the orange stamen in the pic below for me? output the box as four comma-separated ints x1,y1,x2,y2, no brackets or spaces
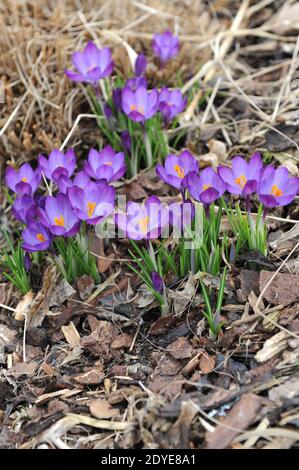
87,202,96,218
271,184,283,197
174,164,185,179
54,215,65,227
21,177,28,182
138,216,149,234
203,184,211,191
105,162,113,166
130,104,137,111
36,233,45,242
235,174,247,189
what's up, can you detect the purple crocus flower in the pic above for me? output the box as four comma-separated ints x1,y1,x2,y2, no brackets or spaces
38,193,80,237
68,180,115,225
135,53,147,76
121,131,132,154
38,148,76,182
5,163,41,196
121,86,158,122
12,195,38,224
22,221,51,252
151,271,164,294
156,150,199,190
84,145,126,182
152,31,179,63
57,170,91,194
169,199,195,233
158,87,187,121
125,76,147,91
64,42,114,84
258,165,299,208
115,196,169,240
187,167,226,205
218,152,263,196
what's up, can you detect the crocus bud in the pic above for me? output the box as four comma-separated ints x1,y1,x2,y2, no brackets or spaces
135,53,147,76
112,88,122,111
151,271,164,294
121,131,132,154
24,252,31,272
104,103,113,121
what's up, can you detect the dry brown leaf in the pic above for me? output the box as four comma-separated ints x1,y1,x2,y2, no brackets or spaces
111,333,133,350
167,337,195,360
81,319,120,360
14,290,34,321
199,353,216,374
7,361,37,378
171,273,197,316
27,265,57,328
77,275,95,301
269,377,299,404
260,270,299,306
205,393,263,449
61,322,81,348
72,365,105,385
89,399,120,419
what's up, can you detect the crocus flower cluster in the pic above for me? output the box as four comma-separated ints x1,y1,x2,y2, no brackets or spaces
65,41,185,124
156,150,299,210
6,145,122,252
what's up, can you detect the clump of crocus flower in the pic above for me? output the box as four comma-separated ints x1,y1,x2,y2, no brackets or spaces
5,144,120,255
152,31,180,64
64,42,114,85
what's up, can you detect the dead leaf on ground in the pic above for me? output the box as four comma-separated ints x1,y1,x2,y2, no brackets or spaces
111,333,133,349
268,376,299,404
27,265,58,328
14,290,34,321
72,365,105,385
7,361,37,378
167,401,198,448
170,273,197,316
61,322,81,348
89,399,120,419
205,393,263,449
81,319,120,360
77,275,95,301
148,315,175,336
260,270,299,306
166,337,195,360
49,279,76,306
199,353,216,374
147,355,186,399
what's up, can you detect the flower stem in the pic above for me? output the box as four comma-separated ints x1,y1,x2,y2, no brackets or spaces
141,123,153,168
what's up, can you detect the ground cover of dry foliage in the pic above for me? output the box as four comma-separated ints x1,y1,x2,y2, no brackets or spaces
1,0,299,450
